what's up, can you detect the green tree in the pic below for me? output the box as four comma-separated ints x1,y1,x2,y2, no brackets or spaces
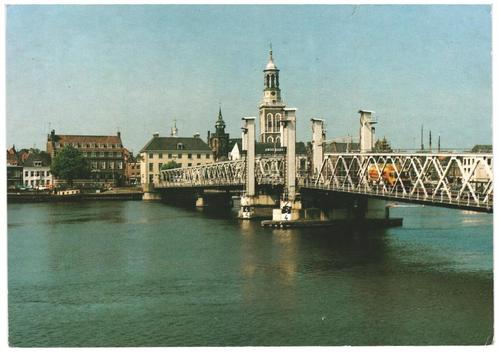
161,160,180,170
51,146,91,186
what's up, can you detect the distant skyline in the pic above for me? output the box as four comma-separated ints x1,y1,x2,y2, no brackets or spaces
6,5,492,153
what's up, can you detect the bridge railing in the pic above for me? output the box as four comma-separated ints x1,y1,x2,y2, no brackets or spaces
158,155,287,188
159,159,246,188
305,152,493,211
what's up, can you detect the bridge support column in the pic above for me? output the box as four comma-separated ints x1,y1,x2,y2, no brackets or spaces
142,183,161,201
239,117,259,219
238,194,279,219
195,196,205,208
359,110,376,153
311,118,325,176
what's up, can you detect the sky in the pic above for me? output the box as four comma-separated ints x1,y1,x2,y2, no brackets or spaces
6,5,492,154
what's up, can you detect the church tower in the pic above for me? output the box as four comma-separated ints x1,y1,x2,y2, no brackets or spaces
208,107,230,161
259,46,286,144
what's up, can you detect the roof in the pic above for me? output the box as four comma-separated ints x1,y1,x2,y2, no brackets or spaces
50,134,122,145
228,138,242,151
470,144,492,153
140,136,212,153
324,141,360,153
265,48,278,70
22,152,52,167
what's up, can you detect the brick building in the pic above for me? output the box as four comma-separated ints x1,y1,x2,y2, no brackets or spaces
46,130,125,187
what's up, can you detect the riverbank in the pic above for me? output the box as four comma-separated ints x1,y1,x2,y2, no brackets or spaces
7,189,143,203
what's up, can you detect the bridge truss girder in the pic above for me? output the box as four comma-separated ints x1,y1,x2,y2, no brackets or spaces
307,153,493,212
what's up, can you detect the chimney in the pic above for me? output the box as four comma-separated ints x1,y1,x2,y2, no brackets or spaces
117,131,121,138
50,129,55,141
153,132,159,138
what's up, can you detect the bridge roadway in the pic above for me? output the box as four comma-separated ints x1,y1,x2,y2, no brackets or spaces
157,152,493,213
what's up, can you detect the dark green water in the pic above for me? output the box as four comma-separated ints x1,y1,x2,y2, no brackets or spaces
8,201,493,346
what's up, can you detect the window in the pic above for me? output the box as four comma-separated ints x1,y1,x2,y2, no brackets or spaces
158,163,163,170
101,161,106,169
197,163,201,166
178,153,182,158
149,163,153,172
188,154,192,159
168,154,173,158
149,153,153,158
197,154,201,159
159,153,163,158
118,162,123,169
177,143,184,150
206,154,210,159
177,163,182,167
149,175,153,183
31,171,34,177
47,171,50,176
188,163,192,167
109,162,115,169
34,161,42,167
25,171,28,177
36,171,40,176
100,152,105,157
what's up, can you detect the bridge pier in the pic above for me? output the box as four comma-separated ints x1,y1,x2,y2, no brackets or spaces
196,191,233,209
238,194,279,219
142,183,161,201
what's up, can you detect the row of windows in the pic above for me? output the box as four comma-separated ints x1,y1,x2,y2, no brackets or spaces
148,153,210,159
148,162,202,171
91,161,123,170
83,151,122,158
55,142,123,149
24,179,51,186
25,170,51,177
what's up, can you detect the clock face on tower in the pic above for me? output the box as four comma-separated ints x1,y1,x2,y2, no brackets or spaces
271,91,276,96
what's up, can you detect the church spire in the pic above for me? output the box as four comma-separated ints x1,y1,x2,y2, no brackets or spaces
215,105,226,132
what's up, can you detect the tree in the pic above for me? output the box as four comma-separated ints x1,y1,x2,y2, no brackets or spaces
374,137,393,152
161,160,180,170
51,146,91,186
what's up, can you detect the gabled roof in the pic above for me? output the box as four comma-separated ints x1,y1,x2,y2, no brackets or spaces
228,138,242,151
140,136,212,152
22,152,52,167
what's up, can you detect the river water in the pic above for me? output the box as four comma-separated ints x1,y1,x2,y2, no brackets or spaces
7,201,493,346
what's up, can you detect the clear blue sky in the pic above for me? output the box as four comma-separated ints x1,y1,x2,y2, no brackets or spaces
6,5,492,153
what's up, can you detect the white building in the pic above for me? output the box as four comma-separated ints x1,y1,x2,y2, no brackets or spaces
22,152,53,188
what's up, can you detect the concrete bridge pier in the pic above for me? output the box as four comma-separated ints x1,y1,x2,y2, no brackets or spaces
142,183,161,201
238,194,279,219
196,191,233,209
271,108,303,221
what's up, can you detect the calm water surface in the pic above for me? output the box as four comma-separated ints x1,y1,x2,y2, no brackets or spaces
8,201,493,346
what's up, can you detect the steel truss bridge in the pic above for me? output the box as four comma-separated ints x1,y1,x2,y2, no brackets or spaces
160,156,286,188
306,152,493,213
158,152,493,213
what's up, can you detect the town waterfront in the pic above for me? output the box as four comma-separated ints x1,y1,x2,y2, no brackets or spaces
8,201,493,346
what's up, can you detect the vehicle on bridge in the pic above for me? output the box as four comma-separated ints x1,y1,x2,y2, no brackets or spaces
367,163,411,188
